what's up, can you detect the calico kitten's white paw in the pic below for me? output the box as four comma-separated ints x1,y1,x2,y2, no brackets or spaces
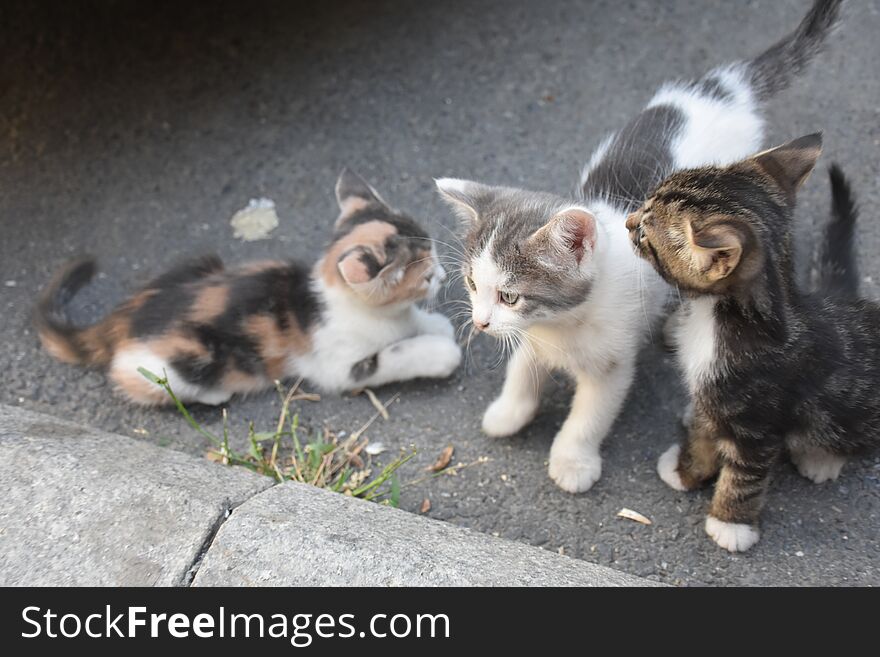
481,396,537,437
548,445,602,493
419,311,456,339
197,389,233,406
423,337,462,378
791,448,846,484
705,516,760,552
657,444,687,491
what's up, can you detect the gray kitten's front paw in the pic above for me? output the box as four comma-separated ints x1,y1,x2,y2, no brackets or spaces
481,396,536,437
548,443,602,493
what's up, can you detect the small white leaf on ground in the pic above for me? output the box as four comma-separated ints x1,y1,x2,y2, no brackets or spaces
230,198,279,241
617,508,652,525
365,441,386,456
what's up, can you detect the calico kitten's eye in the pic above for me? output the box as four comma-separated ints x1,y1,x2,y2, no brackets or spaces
499,290,519,305
465,275,477,292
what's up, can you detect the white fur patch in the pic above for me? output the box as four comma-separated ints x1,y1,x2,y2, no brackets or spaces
649,66,764,169
469,236,508,330
548,442,602,494
298,277,462,392
657,444,687,491
112,346,209,403
482,394,537,438
705,515,760,552
675,297,720,393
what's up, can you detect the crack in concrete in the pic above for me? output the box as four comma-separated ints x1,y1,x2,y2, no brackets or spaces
182,481,280,586
182,502,233,586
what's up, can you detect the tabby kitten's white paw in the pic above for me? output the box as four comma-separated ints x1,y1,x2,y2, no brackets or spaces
482,396,537,437
548,444,602,493
705,516,760,552
791,448,846,484
657,444,686,491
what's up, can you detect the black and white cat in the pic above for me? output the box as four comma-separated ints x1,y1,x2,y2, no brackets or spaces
436,0,843,493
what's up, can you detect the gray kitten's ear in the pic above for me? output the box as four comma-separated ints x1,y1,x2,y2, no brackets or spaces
528,207,597,266
753,133,822,197
435,178,493,224
335,168,387,223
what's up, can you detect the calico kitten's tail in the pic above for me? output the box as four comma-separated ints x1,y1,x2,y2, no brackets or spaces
34,257,112,366
813,164,859,297
747,0,844,102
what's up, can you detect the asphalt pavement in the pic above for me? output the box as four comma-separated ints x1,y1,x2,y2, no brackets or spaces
1,0,878,585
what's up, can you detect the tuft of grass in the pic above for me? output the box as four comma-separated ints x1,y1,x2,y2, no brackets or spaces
138,367,415,506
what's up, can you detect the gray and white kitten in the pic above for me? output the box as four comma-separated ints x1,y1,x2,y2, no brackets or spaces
436,0,843,493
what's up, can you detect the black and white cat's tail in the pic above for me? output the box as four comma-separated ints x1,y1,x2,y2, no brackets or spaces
34,257,109,366
813,164,859,297
747,0,844,101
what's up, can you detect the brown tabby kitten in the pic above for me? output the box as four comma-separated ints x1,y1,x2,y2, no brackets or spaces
625,135,880,552
35,170,461,405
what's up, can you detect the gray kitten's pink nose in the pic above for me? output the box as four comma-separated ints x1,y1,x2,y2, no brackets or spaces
474,319,490,331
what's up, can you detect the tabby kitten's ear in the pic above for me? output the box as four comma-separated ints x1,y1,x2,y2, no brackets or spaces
688,221,744,282
528,207,597,266
335,169,387,224
434,178,494,224
753,133,823,198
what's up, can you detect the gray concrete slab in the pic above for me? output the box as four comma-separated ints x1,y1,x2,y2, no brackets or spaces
1,0,879,585
193,480,653,586
0,405,272,586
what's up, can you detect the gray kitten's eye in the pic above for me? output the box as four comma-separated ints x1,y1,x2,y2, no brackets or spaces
465,275,476,292
499,290,519,305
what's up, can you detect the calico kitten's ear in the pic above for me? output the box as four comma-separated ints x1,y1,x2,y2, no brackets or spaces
528,207,597,265
335,169,387,223
337,246,383,286
688,222,744,282
434,178,493,224
753,133,823,197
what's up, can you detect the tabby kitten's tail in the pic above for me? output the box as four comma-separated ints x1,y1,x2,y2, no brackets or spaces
813,163,860,297
747,0,844,101
34,257,112,366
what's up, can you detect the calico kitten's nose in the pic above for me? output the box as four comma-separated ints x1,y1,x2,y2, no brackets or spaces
474,319,490,331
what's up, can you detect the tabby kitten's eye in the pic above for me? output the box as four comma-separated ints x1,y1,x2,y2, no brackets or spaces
499,290,520,305
465,275,477,292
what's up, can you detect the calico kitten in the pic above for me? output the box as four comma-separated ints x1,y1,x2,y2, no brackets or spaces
436,0,842,493
35,170,461,405
626,135,880,552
